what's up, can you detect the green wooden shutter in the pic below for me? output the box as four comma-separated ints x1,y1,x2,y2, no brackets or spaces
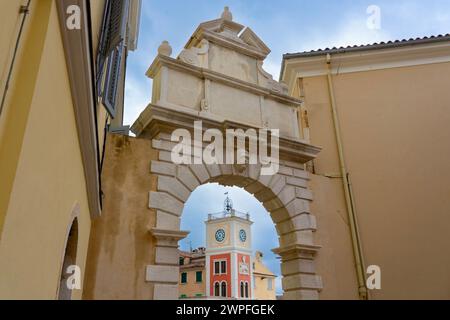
96,0,129,99
196,271,202,283
106,0,130,53
103,44,123,117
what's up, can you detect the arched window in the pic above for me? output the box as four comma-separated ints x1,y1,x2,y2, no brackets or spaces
58,218,78,300
240,281,244,298
221,281,227,297
244,281,249,298
214,282,220,297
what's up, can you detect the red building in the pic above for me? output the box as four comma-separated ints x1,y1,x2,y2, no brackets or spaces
205,196,253,299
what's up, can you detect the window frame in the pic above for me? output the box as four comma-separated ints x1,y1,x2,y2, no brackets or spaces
195,271,202,283
221,281,227,297
214,282,220,297
180,272,187,284
213,259,227,275
267,277,273,290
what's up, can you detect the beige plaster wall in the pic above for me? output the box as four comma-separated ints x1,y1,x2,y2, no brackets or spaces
83,134,158,300
310,175,360,300
253,275,276,300
0,1,92,300
179,268,206,298
303,62,450,299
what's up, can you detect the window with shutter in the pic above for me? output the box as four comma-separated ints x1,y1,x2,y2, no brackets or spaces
195,271,202,283
103,44,123,117
181,272,187,284
106,0,130,54
96,0,130,104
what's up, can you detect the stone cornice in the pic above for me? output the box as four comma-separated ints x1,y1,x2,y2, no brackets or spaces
150,228,190,248
272,243,322,260
131,103,322,164
147,55,302,106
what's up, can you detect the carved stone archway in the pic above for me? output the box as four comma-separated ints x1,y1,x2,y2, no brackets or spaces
140,126,322,300
130,8,324,300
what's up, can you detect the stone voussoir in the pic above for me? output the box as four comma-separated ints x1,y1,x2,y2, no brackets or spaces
157,175,191,202
149,191,184,216
151,160,176,176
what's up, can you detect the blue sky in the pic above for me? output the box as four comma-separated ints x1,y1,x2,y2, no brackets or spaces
123,1,450,295
124,0,450,125
180,184,282,294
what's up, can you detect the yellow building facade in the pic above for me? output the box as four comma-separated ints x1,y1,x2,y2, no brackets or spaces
281,36,450,299
253,252,276,300
179,249,207,299
0,0,141,299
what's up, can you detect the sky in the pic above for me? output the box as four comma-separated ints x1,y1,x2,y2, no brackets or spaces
124,0,450,126
180,184,282,294
123,0,450,295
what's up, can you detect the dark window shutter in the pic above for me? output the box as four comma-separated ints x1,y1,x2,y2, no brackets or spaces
103,44,123,118
96,0,129,97
196,271,202,283
107,0,130,53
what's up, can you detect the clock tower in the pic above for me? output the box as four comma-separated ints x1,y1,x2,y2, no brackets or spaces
205,195,254,299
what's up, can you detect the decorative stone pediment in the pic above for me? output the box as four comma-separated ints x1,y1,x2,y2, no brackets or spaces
139,7,313,143
184,8,271,61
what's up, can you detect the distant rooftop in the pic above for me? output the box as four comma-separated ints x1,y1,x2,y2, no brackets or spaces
280,34,450,80
283,34,450,59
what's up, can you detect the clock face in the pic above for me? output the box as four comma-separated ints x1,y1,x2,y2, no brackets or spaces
215,229,226,242
239,229,247,242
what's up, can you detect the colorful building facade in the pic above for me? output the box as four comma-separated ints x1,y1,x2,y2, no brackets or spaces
178,197,277,300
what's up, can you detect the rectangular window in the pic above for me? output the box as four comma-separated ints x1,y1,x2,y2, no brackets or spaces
253,275,256,289
214,260,227,275
214,261,220,274
221,261,227,274
181,272,187,284
267,278,273,290
196,271,202,283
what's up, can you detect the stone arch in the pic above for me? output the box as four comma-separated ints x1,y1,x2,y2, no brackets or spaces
145,137,323,300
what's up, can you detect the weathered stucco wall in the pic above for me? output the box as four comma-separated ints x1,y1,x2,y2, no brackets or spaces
303,62,450,299
83,134,158,300
179,269,206,298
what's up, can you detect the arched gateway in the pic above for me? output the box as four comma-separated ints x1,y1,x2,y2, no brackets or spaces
132,8,323,300
85,8,323,300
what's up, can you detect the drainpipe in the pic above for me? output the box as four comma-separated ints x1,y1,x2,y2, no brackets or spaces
325,53,368,300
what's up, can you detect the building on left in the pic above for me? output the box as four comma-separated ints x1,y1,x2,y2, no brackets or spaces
0,0,141,299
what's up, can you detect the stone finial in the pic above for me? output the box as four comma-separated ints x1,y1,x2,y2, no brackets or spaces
158,40,172,56
221,6,233,21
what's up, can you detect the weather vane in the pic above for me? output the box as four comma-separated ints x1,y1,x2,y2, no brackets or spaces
224,192,233,213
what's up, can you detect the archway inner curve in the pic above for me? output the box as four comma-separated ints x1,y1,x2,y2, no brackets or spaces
148,158,323,300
